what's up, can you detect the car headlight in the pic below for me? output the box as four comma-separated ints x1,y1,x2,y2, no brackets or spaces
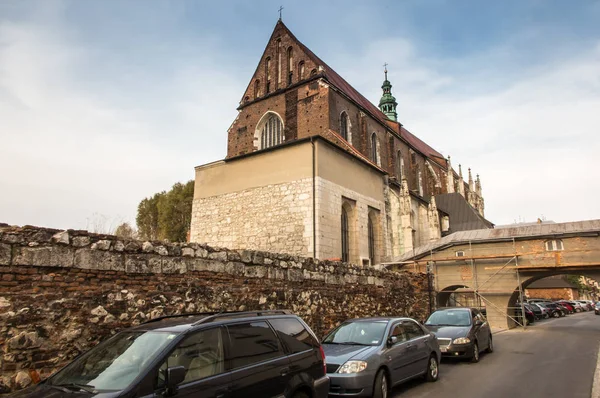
452,337,471,344
337,360,368,374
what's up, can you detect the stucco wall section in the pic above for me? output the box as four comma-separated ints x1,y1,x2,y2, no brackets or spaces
190,178,313,256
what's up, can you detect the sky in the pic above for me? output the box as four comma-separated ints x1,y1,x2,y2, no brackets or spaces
1,0,599,231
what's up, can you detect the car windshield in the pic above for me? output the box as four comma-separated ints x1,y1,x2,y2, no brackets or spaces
425,310,472,327
322,320,388,346
48,331,178,391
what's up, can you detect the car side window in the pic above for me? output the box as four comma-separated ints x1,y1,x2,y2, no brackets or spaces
226,321,283,369
155,327,225,388
403,321,424,340
389,324,408,343
269,318,319,354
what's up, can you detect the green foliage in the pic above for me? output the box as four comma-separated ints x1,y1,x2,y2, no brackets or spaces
136,180,194,242
114,222,137,240
565,275,589,292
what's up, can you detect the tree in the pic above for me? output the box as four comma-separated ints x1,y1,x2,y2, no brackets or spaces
136,180,194,242
114,222,137,240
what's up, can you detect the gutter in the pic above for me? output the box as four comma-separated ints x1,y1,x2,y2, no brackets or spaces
311,137,317,259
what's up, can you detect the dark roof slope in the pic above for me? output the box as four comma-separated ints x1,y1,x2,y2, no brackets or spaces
528,277,578,289
435,193,493,232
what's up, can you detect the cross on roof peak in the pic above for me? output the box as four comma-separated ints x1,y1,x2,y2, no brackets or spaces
278,6,284,20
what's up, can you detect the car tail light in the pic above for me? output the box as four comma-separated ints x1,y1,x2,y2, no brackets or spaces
319,345,327,375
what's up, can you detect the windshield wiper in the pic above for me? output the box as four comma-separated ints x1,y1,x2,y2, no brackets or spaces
55,383,96,393
337,341,369,346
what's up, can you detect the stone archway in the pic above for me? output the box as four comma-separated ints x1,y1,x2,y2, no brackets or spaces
437,284,480,308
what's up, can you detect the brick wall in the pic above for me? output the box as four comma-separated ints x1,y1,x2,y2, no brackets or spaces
525,288,578,301
0,225,429,392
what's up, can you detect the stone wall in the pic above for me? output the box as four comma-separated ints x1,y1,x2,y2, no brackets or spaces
0,225,429,392
190,178,313,257
525,288,578,301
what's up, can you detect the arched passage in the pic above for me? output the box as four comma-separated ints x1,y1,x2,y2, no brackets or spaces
437,284,480,308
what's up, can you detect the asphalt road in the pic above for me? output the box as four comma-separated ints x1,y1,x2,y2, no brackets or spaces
392,311,600,398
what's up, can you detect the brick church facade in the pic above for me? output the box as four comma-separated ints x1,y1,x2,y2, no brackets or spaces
190,20,490,265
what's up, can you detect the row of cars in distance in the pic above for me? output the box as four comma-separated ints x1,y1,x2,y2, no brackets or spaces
513,298,599,325
7,308,492,398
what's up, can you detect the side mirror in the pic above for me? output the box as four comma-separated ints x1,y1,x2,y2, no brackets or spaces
474,319,483,326
166,366,186,391
387,336,398,346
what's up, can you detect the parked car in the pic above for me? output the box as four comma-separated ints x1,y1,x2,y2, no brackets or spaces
546,302,566,317
595,302,600,315
524,303,543,320
322,317,440,398
531,302,551,319
556,301,575,314
7,310,329,398
576,300,594,311
512,304,535,325
424,307,493,363
566,300,584,312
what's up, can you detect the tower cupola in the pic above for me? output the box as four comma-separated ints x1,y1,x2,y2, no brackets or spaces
378,65,398,121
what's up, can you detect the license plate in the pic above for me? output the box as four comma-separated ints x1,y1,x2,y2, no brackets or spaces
440,347,448,352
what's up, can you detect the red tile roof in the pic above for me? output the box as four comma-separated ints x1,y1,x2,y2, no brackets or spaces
279,21,448,169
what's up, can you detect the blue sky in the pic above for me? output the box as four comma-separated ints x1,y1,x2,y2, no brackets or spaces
1,0,599,231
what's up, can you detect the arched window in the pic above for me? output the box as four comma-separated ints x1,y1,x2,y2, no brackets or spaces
396,150,404,180
368,215,375,265
371,133,379,165
276,40,282,88
341,207,349,262
265,57,271,94
254,80,260,99
310,68,318,77
340,111,349,141
298,61,305,81
545,240,564,251
257,113,284,150
287,47,293,86
244,96,250,103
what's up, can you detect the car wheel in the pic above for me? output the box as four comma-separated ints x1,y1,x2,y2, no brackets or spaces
373,369,388,398
485,335,493,353
553,312,560,318
425,354,439,382
544,313,549,319
471,342,480,363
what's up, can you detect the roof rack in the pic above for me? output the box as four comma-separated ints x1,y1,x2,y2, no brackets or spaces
141,312,220,325
141,310,293,326
191,310,293,326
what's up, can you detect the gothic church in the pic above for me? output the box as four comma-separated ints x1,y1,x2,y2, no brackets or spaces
190,20,490,265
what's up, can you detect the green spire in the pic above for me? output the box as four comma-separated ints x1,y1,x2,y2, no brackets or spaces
378,64,398,121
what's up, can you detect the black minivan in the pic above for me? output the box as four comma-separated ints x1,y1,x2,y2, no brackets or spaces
8,311,329,398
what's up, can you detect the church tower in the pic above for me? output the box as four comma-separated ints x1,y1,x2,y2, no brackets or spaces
378,65,398,121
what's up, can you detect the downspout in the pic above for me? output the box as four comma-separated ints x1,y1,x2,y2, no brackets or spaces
311,137,316,259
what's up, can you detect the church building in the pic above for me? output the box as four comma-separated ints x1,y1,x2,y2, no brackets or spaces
190,20,490,265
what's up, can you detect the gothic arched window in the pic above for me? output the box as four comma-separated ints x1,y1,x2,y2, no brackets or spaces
340,111,349,141
371,133,379,165
254,80,260,99
368,214,375,265
287,47,294,86
298,61,305,81
396,150,404,180
341,207,349,262
265,57,271,94
258,113,284,150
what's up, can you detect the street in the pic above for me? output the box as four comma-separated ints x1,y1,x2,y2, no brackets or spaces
392,311,600,398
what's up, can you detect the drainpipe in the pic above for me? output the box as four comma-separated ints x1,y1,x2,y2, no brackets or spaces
311,137,316,259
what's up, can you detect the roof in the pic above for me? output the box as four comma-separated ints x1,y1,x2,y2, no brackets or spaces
277,21,449,169
435,193,494,232
394,219,600,262
527,277,578,289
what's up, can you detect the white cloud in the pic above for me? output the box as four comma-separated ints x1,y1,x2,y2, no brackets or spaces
0,17,242,230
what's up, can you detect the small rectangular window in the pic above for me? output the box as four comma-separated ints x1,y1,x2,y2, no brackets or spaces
269,318,318,354
545,240,564,251
456,251,465,257
226,322,282,369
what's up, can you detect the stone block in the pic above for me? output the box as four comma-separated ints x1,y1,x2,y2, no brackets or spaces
268,268,286,280
125,255,158,274
74,249,122,271
181,247,195,257
162,258,187,274
287,269,304,282
13,246,74,268
72,236,91,247
0,243,10,265
208,251,228,262
244,266,267,278
325,274,344,285
224,262,245,276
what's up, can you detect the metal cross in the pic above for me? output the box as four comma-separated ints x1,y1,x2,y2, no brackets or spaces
278,6,284,20
383,62,388,79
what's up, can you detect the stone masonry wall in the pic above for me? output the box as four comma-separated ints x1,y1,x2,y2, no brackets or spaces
0,225,429,392
190,178,313,256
